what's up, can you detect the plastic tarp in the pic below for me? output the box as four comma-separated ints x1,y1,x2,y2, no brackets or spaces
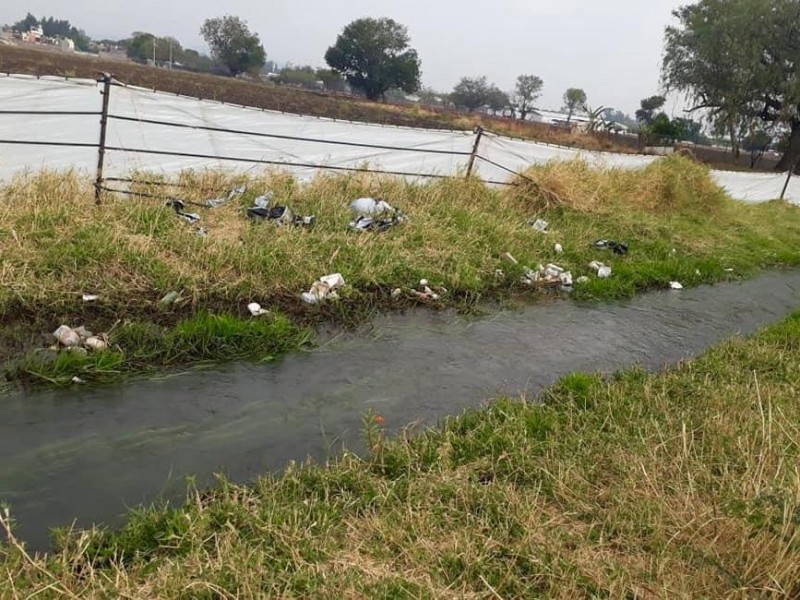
1,74,799,204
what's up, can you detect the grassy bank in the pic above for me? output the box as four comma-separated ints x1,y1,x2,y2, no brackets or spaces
3,309,799,597
1,155,800,386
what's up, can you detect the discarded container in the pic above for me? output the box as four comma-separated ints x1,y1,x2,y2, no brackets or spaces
529,218,549,233
71,376,85,385
391,288,403,299
207,186,247,208
670,281,684,290
84,336,108,351
247,302,269,317
53,325,81,348
560,272,573,287
73,326,93,340
350,198,397,216
589,261,605,272
321,273,346,289
597,266,612,278
82,294,99,302
545,264,564,278
302,273,345,304
160,291,180,305
554,243,564,254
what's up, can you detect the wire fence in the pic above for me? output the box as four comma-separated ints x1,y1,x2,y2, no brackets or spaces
0,74,533,204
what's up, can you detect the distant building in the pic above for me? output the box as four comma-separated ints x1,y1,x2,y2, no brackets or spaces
59,38,75,52
21,25,44,43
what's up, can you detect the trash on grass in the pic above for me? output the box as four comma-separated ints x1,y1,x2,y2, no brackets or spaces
670,281,684,290
725,268,734,273
84,336,108,351
554,243,564,254
253,193,273,209
206,186,247,208
504,252,519,265
391,288,403,300
160,291,180,305
247,204,315,228
349,214,405,232
82,294,99,302
594,240,629,256
577,276,590,284
589,261,612,278
53,325,80,348
247,302,269,316
53,325,108,352
71,376,85,385
529,218,549,233
166,199,200,224
350,198,398,216
301,273,346,304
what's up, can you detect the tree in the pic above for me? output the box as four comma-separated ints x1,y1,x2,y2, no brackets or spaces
316,68,346,93
635,95,666,124
324,17,421,101
486,86,510,114
563,88,587,123
201,16,266,77
12,13,38,32
512,74,543,120
663,0,800,171
451,76,492,112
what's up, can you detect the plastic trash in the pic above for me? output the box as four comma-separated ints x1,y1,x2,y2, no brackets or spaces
554,243,564,254
545,264,564,278
577,276,590,284
670,281,684,290
84,336,108,351
598,266,612,278
197,227,209,237
391,288,403,299
504,252,519,265
594,240,629,256
725,268,734,273
73,326,93,340
247,302,269,316
206,186,247,208
350,198,397,216
82,294,99,302
71,376,85,385
302,273,346,304
529,218,549,233
166,199,201,223
248,204,315,228
160,291,180,305
53,325,80,348
253,193,272,209
560,272,573,287
349,214,403,232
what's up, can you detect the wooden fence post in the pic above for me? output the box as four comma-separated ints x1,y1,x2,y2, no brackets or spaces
465,126,484,179
94,73,112,205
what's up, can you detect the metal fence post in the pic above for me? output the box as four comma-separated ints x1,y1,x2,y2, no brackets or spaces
465,126,484,179
779,158,799,201
95,73,112,205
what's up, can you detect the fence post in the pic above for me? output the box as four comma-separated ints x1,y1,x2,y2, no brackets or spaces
94,73,112,205
779,154,800,201
465,126,484,179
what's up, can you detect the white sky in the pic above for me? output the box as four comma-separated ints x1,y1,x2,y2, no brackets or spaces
0,0,690,115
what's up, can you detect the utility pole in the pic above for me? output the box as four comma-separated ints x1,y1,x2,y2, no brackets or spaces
152,36,156,64
169,40,173,69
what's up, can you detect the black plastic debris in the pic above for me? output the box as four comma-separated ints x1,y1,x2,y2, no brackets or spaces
349,214,404,232
247,204,315,227
166,198,201,224
594,239,629,255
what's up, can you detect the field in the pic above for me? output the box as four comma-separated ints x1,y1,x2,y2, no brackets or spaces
1,155,800,387
2,308,799,597
1,43,636,152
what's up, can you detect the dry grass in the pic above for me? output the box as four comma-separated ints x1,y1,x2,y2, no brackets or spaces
2,311,800,597
1,155,800,383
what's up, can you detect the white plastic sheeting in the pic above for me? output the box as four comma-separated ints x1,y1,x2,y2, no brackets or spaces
1,74,799,203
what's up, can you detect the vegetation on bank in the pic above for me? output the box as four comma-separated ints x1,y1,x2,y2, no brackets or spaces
1,155,800,386
2,309,800,597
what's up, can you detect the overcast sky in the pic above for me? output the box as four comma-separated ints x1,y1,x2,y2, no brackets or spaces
1,0,690,115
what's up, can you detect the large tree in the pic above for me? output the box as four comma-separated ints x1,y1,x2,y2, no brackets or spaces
451,76,492,111
563,88,587,123
635,95,666,124
512,74,544,120
663,0,800,171
324,17,421,101
200,16,266,77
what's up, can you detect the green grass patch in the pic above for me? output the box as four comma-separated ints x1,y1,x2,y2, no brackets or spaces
3,310,800,597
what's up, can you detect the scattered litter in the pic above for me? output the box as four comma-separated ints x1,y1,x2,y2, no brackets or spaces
724,268,734,273
412,279,445,302
504,252,519,265
695,269,701,276
67,346,88,356
350,198,398,216
554,243,564,254
589,261,613,278
53,325,80,348
494,269,505,279
160,291,180,305
577,276,590,284
71,376,85,385
196,227,209,237
166,199,200,224
247,204,315,228
529,218,549,233
670,281,684,290
391,288,403,299
206,186,246,208
253,193,273,209
545,264,564,278
595,240,629,256
519,264,571,289
84,336,108,351
247,302,269,317
52,325,108,353
670,248,677,256
560,272,573,287
82,294,99,302
349,214,404,232
301,273,346,304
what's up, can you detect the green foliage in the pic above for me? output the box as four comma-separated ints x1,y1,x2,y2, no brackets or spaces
512,74,544,120
635,95,666,124
11,13,37,33
451,76,506,112
562,88,587,122
662,0,800,169
200,15,266,77
325,17,421,101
